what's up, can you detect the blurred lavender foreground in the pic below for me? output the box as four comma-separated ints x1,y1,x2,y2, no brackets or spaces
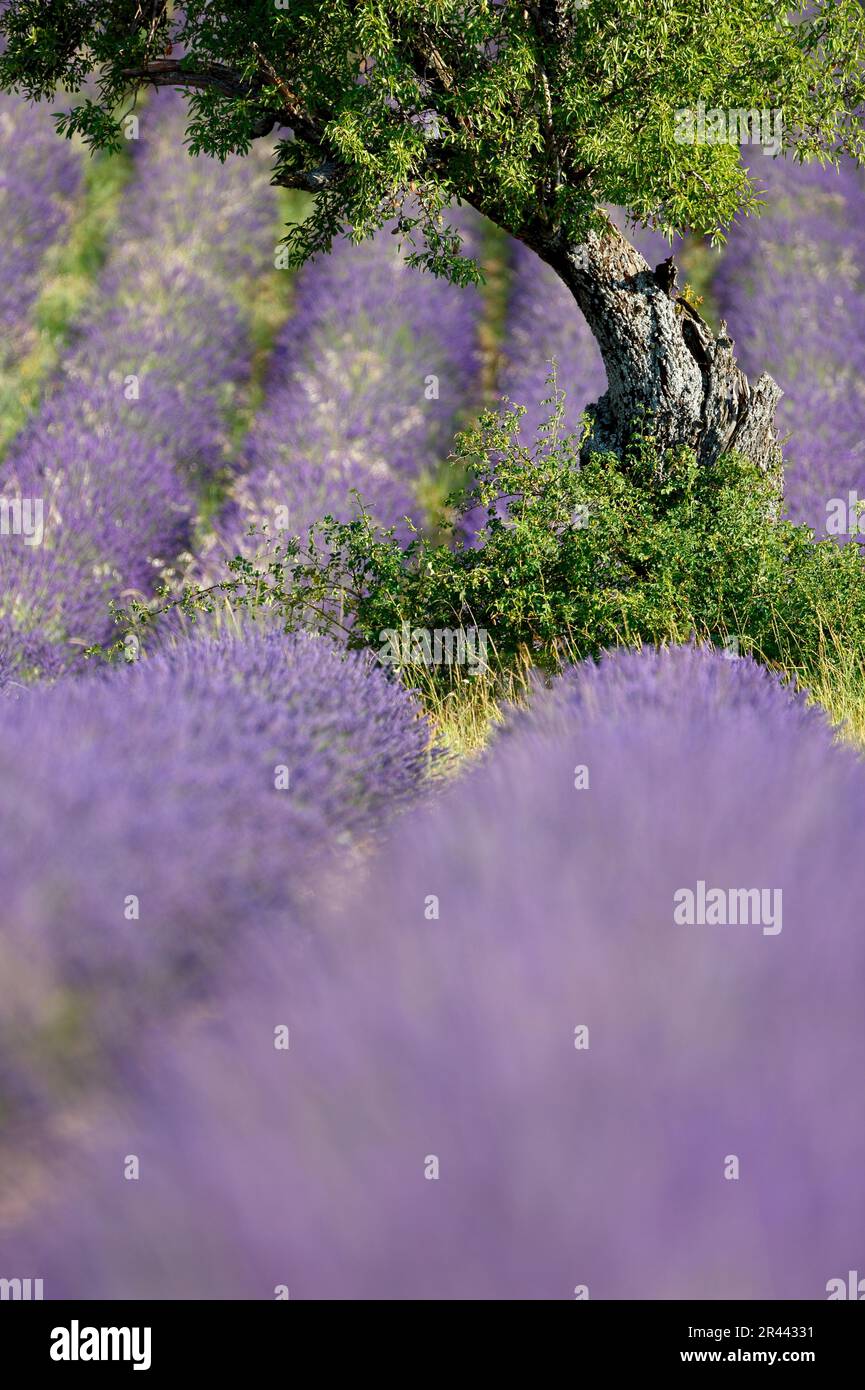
8,646,863,1299
0,629,430,1124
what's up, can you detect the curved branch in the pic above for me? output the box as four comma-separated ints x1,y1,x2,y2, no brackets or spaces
118,57,301,142
120,58,254,100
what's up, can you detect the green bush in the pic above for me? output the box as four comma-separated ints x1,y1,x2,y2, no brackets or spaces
113,385,865,723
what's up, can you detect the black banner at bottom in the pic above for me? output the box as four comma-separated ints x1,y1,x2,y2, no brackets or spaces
0,1298,861,1375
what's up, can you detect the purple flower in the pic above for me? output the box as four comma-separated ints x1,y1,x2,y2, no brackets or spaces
513,640,823,734
10,645,863,1299
0,417,191,678
55,266,252,486
0,627,431,1118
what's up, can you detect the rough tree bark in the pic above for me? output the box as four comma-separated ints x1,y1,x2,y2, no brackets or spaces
525,212,783,473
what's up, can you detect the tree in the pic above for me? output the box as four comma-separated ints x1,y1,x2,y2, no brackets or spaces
3,1,865,473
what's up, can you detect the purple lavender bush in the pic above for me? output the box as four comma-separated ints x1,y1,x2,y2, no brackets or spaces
56,268,253,486
512,640,822,733
208,206,485,570
10,645,863,1299
0,420,191,679
0,628,431,1118
715,156,865,536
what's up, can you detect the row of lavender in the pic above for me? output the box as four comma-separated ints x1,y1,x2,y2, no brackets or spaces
1,103,493,659
6,644,863,1299
4,123,862,676
0,91,278,679
0,92,82,369
0,626,431,1133
715,157,865,537
226,205,657,553
203,207,486,574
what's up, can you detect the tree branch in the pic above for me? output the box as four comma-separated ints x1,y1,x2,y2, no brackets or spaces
278,159,343,194
120,58,254,100
119,55,325,147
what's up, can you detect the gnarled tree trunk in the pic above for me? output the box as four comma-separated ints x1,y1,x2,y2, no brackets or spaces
526,213,783,474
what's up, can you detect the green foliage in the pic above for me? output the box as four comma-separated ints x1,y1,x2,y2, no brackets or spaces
102,383,865,722
3,2,865,280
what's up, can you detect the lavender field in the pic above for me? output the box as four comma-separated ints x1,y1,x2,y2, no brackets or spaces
1,83,865,1308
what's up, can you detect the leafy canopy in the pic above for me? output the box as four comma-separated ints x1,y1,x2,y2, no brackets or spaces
2,2,865,278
